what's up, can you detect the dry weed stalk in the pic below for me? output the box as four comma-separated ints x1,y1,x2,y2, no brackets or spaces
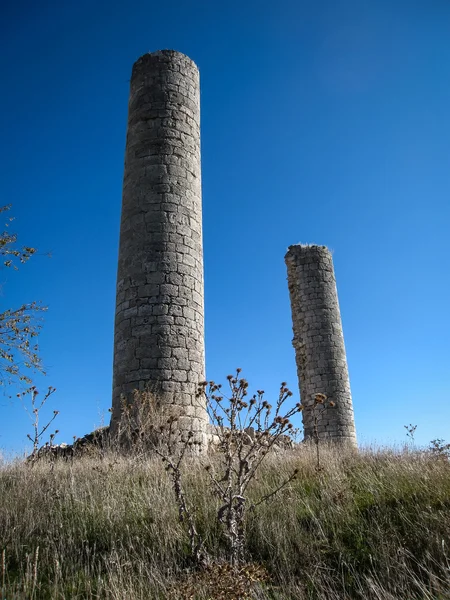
153,416,206,565
22,386,58,462
429,438,450,460
113,389,166,456
148,370,303,567
403,424,450,460
198,371,302,566
115,389,207,562
1,548,5,596
404,423,418,444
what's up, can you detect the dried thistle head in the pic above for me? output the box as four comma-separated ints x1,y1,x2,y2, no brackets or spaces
314,393,327,404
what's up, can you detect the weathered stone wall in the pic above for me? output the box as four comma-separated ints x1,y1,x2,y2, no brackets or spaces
285,245,357,446
111,50,207,445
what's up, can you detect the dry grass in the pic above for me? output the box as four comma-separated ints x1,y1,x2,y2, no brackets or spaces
1,444,450,599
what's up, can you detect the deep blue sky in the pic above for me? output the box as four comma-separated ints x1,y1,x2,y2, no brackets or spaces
1,0,449,454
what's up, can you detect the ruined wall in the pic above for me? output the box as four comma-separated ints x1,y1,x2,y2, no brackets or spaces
111,50,206,445
285,245,357,446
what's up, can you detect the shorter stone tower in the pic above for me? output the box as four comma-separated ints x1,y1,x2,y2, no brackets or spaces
285,244,357,446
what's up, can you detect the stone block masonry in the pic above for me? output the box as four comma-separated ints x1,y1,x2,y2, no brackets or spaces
285,245,357,446
111,50,207,446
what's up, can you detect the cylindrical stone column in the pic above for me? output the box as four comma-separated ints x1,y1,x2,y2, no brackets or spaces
111,50,207,445
285,244,357,446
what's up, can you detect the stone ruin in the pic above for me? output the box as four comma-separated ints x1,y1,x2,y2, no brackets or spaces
111,50,206,447
285,245,357,446
109,49,357,452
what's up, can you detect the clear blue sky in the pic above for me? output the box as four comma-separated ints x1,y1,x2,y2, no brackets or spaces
1,0,449,454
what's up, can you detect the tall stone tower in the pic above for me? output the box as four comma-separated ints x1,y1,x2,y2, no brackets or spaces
285,245,357,446
111,50,207,445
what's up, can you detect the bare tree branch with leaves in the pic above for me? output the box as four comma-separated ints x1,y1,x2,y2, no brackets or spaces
0,205,47,387
0,205,37,269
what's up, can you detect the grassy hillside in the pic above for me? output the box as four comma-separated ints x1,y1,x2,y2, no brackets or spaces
1,445,449,599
